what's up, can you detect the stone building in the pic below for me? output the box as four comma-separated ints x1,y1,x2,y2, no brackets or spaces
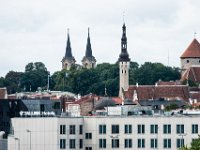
118,23,130,97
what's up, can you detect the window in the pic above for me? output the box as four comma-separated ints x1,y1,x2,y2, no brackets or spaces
177,124,184,134
99,139,106,148
125,139,132,148
124,124,132,134
192,124,198,134
69,125,76,134
150,138,157,148
85,133,92,139
150,124,158,134
79,139,83,149
69,139,76,149
79,125,83,134
163,138,171,148
138,124,145,134
112,139,119,148
60,125,66,134
85,147,92,150
60,139,66,149
163,124,171,134
99,124,106,134
177,138,184,148
187,60,189,63
112,125,119,134
138,139,145,148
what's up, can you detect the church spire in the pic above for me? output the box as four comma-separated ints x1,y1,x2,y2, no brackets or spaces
118,23,130,62
82,27,96,69
85,28,93,58
65,29,73,58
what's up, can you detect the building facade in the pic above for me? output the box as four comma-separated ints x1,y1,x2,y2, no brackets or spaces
8,111,200,150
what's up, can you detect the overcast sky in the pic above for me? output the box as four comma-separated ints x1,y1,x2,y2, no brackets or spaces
1,0,200,77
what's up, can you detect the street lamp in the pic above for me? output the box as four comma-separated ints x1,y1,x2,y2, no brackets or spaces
26,130,31,150
14,137,20,150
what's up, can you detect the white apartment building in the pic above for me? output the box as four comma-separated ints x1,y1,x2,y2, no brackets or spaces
8,110,200,150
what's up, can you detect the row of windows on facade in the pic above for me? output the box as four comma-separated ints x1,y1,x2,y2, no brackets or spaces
60,124,199,135
59,138,189,149
186,59,200,63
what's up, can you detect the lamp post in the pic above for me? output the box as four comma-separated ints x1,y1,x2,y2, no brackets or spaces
14,137,20,150
26,130,31,150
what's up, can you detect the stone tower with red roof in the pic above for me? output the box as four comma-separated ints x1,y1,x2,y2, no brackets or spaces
118,23,130,97
180,38,200,76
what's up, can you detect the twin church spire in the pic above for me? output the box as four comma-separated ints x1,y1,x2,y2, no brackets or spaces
62,28,96,70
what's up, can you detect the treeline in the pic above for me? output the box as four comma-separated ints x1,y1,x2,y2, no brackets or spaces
0,61,180,96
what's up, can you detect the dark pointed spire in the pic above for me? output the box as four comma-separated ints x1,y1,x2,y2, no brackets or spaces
85,27,93,58
65,29,73,58
118,23,130,62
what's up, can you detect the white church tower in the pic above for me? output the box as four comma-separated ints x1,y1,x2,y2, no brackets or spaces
118,23,130,97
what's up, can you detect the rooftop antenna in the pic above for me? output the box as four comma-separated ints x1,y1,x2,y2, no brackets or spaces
168,49,170,66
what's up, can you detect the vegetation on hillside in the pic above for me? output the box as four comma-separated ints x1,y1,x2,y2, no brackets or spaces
0,61,181,96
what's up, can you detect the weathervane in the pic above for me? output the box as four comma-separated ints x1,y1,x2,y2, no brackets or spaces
194,32,197,38
123,11,125,23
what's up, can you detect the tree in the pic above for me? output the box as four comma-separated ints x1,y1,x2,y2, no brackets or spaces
4,71,23,94
20,62,49,91
190,135,200,150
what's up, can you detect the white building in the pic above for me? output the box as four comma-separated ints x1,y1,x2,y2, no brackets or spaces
8,109,200,150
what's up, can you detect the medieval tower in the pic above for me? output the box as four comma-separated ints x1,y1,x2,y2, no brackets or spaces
61,29,76,70
118,23,130,97
82,28,96,69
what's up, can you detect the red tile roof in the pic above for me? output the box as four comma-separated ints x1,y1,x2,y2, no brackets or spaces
181,38,200,58
181,66,200,82
125,85,189,101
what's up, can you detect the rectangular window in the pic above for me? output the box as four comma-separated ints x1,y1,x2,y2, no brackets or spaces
163,138,171,148
125,124,132,134
112,139,119,148
60,139,66,149
150,138,157,148
125,139,132,148
85,133,92,139
177,138,184,148
150,124,158,134
85,147,92,150
70,125,76,134
163,124,171,134
99,124,106,134
79,125,83,134
99,139,106,148
79,139,83,149
138,139,145,148
177,124,184,134
138,124,145,134
192,124,198,134
69,139,76,149
112,125,119,134
60,125,66,134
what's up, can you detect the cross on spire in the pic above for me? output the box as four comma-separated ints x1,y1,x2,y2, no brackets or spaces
194,32,197,38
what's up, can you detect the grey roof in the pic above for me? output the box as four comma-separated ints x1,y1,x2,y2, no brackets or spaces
95,97,116,110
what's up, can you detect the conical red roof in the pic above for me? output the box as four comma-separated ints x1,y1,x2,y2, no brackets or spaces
181,38,200,58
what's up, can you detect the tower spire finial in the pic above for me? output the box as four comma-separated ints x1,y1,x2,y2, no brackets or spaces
67,28,69,35
123,11,125,24
194,32,197,38
88,27,90,36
